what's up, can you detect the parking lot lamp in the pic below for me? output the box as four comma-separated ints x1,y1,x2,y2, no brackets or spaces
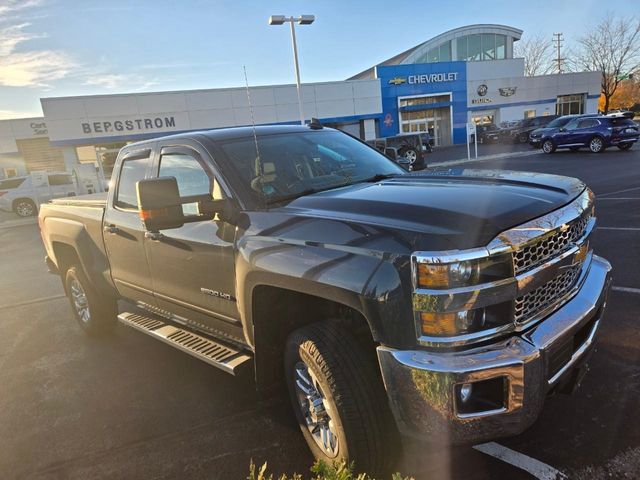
268,15,315,125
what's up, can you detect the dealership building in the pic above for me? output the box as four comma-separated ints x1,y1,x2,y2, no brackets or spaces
1,24,601,182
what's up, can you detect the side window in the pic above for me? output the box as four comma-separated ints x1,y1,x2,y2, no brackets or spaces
564,120,580,130
48,174,73,186
158,151,223,215
577,119,597,129
115,157,149,209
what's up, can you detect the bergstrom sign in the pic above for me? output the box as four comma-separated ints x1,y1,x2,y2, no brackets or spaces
81,116,176,134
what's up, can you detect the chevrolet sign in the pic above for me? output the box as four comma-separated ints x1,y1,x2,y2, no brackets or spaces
409,73,458,84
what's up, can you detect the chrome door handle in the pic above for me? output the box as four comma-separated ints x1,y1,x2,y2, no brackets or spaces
144,231,164,241
104,225,119,234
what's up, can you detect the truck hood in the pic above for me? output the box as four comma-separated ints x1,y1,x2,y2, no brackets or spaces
275,170,585,251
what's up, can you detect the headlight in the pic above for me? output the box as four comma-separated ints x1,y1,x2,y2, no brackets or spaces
415,254,512,290
419,303,512,337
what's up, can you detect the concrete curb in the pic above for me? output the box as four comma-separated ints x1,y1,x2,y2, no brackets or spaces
429,149,541,168
0,218,37,230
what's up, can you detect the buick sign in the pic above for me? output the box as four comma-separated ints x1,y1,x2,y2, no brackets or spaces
477,84,488,96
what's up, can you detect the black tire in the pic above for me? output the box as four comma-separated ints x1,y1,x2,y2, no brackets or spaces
588,136,605,153
65,266,117,335
13,198,37,217
542,139,556,154
569,146,580,151
284,322,398,474
518,132,529,144
617,143,633,151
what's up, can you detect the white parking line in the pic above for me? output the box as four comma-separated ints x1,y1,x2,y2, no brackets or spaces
474,442,567,479
596,227,640,231
612,286,640,295
599,186,640,197
0,294,66,310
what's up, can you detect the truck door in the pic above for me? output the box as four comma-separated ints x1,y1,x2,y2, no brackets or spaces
102,148,156,306
144,143,242,341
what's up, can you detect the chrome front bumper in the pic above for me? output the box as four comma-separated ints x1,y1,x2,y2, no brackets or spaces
377,255,612,444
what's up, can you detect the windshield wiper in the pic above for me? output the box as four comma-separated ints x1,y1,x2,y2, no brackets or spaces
265,187,328,205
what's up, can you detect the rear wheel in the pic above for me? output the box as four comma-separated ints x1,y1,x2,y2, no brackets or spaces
65,266,117,335
13,198,36,217
542,139,556,154
588,136,605,153
518,132,529,143
399,147,418,167
285,322,398,474
617,143,633,151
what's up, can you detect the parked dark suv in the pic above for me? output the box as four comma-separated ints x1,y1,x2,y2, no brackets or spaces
529,114,599,147
366,133,429,170
534,113,639,154
509,115,558,143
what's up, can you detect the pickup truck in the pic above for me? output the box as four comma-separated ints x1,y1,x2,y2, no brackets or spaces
39,124,612,473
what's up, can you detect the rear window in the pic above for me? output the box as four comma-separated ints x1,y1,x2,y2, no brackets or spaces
0,178,25,189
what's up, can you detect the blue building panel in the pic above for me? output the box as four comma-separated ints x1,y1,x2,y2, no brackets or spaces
375,62,468,143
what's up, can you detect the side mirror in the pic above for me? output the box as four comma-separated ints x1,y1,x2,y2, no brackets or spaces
559,128,566,132
137,177,185,231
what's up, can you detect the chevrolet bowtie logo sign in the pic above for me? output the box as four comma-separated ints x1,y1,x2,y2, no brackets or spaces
388,77,407,85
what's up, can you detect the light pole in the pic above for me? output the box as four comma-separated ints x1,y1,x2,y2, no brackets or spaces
268,15,315,125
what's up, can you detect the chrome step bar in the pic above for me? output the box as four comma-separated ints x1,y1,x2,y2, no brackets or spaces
117,312,251,375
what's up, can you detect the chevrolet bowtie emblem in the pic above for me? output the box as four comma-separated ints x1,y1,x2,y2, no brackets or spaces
388,76,406,86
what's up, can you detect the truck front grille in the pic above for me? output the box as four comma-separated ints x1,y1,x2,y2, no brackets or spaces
514,265,581,324
513,215,591,275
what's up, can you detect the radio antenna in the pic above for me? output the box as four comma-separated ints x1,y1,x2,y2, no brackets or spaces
243,65,263,179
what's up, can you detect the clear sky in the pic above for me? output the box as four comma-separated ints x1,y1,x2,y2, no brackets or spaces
0,0,637,119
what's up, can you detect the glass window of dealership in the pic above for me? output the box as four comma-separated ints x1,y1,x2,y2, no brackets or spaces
414,33,507,64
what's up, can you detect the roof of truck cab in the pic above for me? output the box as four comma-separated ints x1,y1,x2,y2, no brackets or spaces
124,124,332,149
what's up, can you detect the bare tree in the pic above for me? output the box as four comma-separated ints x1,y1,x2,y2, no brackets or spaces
575,15,640,113
514,34,555,76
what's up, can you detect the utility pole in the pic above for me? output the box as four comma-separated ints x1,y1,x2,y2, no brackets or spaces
552,33,564,74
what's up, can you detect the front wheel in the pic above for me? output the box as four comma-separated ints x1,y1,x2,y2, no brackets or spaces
518,132,529,143
542,139,556,154
285,322,397,474
589,136,605,153
65,266,117,335
399,147,418,166
13,199,37,217
617,143,633,151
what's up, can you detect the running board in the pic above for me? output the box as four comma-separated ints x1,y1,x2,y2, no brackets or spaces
117,312,252,375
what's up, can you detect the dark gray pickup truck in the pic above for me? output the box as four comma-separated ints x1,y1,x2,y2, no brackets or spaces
39,124,612,473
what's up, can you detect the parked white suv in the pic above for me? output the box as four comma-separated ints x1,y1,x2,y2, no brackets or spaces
0,172,78,217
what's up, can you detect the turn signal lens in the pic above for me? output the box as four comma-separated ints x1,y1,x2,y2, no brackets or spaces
420,311,479,336
417,261,480,289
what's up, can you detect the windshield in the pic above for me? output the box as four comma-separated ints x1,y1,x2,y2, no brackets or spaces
218,130,405,204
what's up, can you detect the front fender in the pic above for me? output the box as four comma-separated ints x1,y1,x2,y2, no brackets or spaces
235,234,415,349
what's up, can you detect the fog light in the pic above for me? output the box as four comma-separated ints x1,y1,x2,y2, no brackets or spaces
459,383,473,403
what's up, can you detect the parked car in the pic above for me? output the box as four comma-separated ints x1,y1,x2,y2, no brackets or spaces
366,133,428,170
533,114,639,154
39,124,611,472
0,172,78,217
472,123,501,143
509,115,559,143
529,114,600,148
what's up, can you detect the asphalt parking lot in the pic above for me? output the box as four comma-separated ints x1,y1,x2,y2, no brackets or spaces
0,144,638,479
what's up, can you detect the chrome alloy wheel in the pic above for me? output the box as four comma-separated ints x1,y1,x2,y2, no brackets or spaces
294,361,339,457
542,140,554,153
404,149,417,164
70,279,90,324
15,201,35,217
589,137,604,152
